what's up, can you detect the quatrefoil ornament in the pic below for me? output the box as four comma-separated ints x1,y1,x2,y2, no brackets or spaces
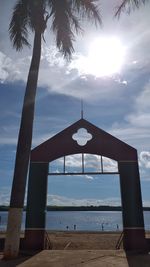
72,128,93,146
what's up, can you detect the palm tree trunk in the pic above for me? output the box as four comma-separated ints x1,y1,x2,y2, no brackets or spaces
4,30,42,259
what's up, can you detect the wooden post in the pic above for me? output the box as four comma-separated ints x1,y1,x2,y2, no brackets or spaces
119,160,147,250
24,162,48,250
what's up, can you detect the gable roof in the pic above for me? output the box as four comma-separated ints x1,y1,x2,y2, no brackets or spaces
31,118,137,162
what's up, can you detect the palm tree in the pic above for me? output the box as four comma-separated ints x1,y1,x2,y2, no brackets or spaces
115,0,147,17
4,0,101,259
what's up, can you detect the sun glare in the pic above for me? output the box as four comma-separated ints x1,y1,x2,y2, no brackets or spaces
75,37,126,77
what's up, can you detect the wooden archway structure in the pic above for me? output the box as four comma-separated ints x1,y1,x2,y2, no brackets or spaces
24,118,146,250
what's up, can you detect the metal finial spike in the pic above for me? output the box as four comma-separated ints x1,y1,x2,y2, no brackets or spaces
81,99,83,119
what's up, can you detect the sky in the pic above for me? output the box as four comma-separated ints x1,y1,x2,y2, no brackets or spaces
0,0,150,208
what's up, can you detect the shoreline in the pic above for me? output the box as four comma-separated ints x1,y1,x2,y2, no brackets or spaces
1,206,150,211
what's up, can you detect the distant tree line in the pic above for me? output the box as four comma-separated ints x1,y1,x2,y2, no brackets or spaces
0,205,150,212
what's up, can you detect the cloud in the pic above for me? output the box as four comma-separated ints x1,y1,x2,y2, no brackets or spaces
110,125,150,146
135,81,150,112
47,194,121,206
0,52,11,82
125,81,150,129
0,186,29,206
142,200,150,207
0,40,140,104
0,110,68,146
41,45,66,68
84,175,94,180
0,51,30,84
65,154,82,168
105,79,150,180
84,154,101,170
51,154,118,175
1,1,150,87
0,187,11,205
127,113,150,128
102,157,118,172
108,78,150,150
37,44,128,102
1,1,150,105
0,124,19,145
139,151,150,169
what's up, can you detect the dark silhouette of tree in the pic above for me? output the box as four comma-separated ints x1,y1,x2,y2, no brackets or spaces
4,0,101,259
115,0,147,17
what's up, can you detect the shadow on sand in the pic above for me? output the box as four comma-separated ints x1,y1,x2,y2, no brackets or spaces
1,251,150,267
126,252,150,267
0,253,31,267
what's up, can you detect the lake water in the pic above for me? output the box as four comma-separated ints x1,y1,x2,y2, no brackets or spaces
0,211,150,231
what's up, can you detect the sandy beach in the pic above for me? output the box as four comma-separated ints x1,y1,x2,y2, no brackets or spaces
0,231,150,266
0,230,124,250
45,230,123,250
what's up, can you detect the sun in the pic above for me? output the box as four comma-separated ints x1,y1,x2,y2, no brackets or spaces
75,36,126,77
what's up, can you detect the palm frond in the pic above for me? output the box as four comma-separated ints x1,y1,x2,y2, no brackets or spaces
71,0,102,26
115,0,147,18
9,0,31,50
49,0,77,59
47,0,101,59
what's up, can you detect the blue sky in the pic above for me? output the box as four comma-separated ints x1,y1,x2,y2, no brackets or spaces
0,0,150,206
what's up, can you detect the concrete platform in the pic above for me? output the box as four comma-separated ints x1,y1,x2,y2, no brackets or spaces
16,250,150,267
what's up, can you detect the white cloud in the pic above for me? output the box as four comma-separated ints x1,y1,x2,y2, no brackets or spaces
41,45,66,68
142,200,150,207
0,137,17,145
84,154,102,171
0,1,150,93
136,81,150,112
110,123,150,148
65,154,82,168
0,51,30,84
0,127,54,146
84,175,94,180
0,186,28,206
0,124,19,145
0,43,134,103
0,52,10,82
127,113,150,128
47,194,121,206
0,187,11,205
102,157,118,172
0,114,64,146
51,154,118,174
125,81,150,129
139,151,150,169
109,79,150,151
